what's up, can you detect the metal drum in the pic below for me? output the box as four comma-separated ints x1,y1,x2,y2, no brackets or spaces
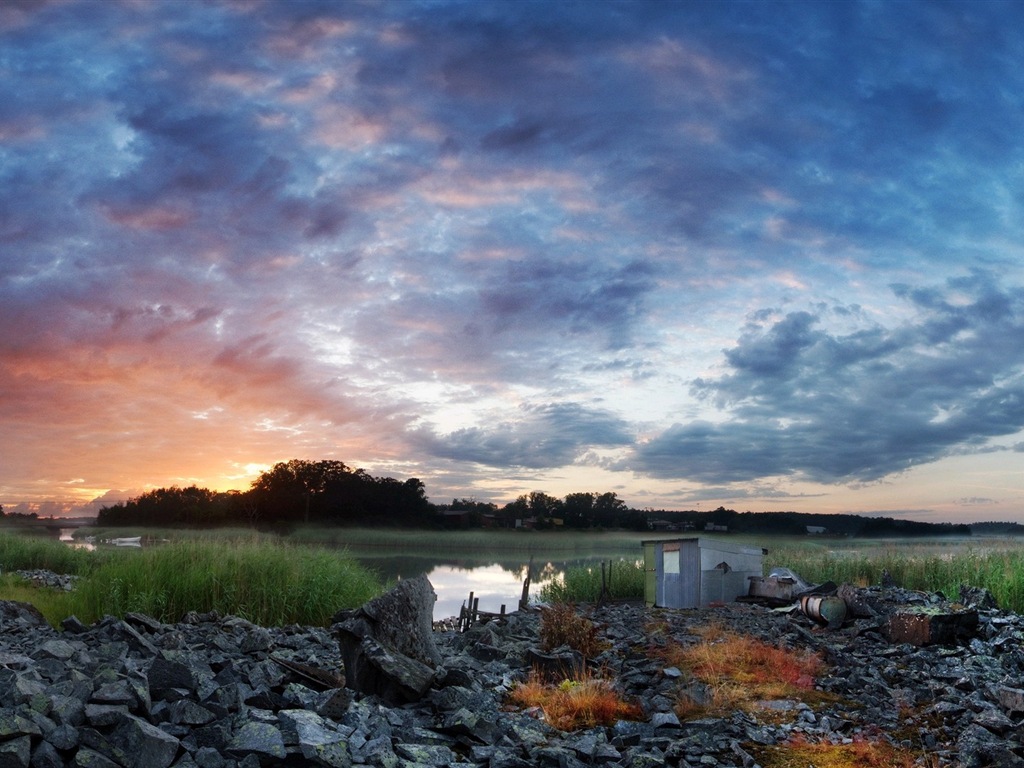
799,595,848,628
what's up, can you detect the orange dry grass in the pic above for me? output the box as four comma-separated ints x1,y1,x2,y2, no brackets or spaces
507,669,644,731
651,623,825,717
751,733,925,768
539,603,605,659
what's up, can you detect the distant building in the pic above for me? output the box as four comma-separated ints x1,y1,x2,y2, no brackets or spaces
806,525,827,535
704,522,728,532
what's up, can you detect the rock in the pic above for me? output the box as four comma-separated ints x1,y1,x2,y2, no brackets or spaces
343,574,440,666
0,601,47,629
108,715,180,768
523,647,585,681
336,576,442,703
279,709,351,767
3,577,1024,768
337,633,436,704
226,721,286,762
0,735,30,768
960,585,999,610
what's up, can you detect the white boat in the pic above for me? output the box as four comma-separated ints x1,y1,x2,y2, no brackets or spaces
107,536,142,547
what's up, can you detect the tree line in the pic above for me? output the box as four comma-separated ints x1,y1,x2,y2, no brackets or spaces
89,458,973,537
96,460,432,528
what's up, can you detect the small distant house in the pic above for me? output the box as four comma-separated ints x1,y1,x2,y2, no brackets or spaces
642,537,765,609
704,522,728,532
806,525,827,535
441,509,473,526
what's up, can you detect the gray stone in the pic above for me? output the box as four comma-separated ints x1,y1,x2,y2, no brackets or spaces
34,640,77,662
0,709,42,740
0,601,47,628
394,742,458,765
226,721,286,762
70,748,119,768
46,723,80,750
279,709,350,767
29,739,63,768
343,574,440,666
192,747,226,768
48,696,85,727
109,714,181,768
240,628,274,654
83,704,128,727
0,736,30,768
148,656,198,696
336,633,436,705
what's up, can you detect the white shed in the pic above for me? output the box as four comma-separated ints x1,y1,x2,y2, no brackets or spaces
642,537,766,609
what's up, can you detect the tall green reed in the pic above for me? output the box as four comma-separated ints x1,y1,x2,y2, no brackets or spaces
0,532,99,575
765,539,1024,612
540,558,645,603
74,539,383,626
2,538,383,627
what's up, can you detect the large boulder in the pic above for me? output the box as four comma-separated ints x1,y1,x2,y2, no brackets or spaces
336,575,440,704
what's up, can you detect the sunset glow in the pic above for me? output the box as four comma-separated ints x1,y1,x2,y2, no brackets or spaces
3,1,1024,523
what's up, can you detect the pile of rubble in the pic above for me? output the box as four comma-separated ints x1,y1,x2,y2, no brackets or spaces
1,572,1023,767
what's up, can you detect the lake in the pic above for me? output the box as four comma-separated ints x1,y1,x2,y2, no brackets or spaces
350,553,606,620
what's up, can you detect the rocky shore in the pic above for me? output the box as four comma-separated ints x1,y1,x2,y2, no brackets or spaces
2,579,1024,768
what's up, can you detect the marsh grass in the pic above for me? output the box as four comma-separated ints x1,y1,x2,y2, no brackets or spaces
72,540,382,626
0,534,383,627
540,558,645,603
290,526,649,559
764,537,1024,612
0,573,78,621
0,532,100,575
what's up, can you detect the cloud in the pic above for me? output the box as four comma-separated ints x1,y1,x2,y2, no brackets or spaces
632,272,1024,484
412,403,633,469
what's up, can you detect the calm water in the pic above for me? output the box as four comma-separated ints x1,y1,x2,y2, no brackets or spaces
349,553,614,620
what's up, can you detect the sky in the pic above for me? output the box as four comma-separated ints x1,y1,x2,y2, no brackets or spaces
3,0,1024,524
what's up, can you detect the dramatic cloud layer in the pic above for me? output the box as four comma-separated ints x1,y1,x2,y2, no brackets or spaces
3,0,1024,522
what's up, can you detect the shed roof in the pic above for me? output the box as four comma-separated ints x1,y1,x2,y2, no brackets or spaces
641,536,767,556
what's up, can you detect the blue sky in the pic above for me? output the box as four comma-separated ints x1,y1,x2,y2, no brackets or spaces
3,0,1024,522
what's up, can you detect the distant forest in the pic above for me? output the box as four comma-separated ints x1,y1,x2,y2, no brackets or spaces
53,458,995,537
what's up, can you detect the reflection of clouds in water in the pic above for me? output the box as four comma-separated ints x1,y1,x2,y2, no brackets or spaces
427,563,559,620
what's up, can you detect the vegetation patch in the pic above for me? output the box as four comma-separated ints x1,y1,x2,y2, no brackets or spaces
507,668,644,731
539,558,644,603
748,732,926,768
539,603,606,659
650,622,827,719
0,533,99,576
0,536,384,627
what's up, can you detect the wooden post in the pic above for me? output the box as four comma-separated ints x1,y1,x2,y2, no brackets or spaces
472,597,479,625
519,555,534,611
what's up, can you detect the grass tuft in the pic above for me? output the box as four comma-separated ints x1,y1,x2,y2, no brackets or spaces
650,622,825,718
749,732,928,768
539,603,605,659
507,668,644,730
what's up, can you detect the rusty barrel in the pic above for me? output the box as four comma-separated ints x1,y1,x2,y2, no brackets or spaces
799,595,847,627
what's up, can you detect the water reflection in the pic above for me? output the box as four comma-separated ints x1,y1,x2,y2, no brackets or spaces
59,529,95,551
351,553,610,620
